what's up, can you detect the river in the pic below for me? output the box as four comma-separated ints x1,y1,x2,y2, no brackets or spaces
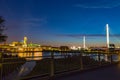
17,52,118,61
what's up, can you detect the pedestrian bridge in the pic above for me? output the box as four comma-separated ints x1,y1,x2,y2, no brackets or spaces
55,63,120,80
1,51,120,80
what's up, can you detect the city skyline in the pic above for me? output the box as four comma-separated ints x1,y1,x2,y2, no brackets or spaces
1,0,120,46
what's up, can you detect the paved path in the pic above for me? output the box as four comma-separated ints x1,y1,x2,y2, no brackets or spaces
56,63,120,80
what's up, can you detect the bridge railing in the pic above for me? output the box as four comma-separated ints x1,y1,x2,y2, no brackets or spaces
0,51,118,80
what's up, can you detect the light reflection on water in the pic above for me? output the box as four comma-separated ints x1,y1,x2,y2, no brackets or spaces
18,52,65,60
18,52,119,61
18,52,43,60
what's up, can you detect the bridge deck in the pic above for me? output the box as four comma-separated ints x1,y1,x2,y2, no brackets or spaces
55,63,120,80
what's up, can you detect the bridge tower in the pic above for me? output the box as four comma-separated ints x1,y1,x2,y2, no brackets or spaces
83,36,86,49
105,24,110,61
106,24,109,48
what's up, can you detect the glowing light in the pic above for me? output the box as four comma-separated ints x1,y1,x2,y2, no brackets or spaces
83,36,86,49
106,24,109,48
23,36,27,47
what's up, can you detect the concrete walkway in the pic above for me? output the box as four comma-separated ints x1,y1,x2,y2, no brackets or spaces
55,63,120,80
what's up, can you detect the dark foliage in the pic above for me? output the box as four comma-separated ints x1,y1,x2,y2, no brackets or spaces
0,16,7,42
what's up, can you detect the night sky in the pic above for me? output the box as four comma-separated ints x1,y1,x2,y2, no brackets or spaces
1,0,120,47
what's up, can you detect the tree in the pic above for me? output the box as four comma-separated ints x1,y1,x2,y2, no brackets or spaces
0,16,7,43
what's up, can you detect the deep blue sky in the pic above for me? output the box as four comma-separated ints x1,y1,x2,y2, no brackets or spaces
1,0,120,47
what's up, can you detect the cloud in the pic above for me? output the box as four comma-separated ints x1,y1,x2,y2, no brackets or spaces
74,0,120,8
25,18,46,23
57,34,120,38
22,17,47,27
6,17,47,28
75,4,120,9
75,5,118,9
